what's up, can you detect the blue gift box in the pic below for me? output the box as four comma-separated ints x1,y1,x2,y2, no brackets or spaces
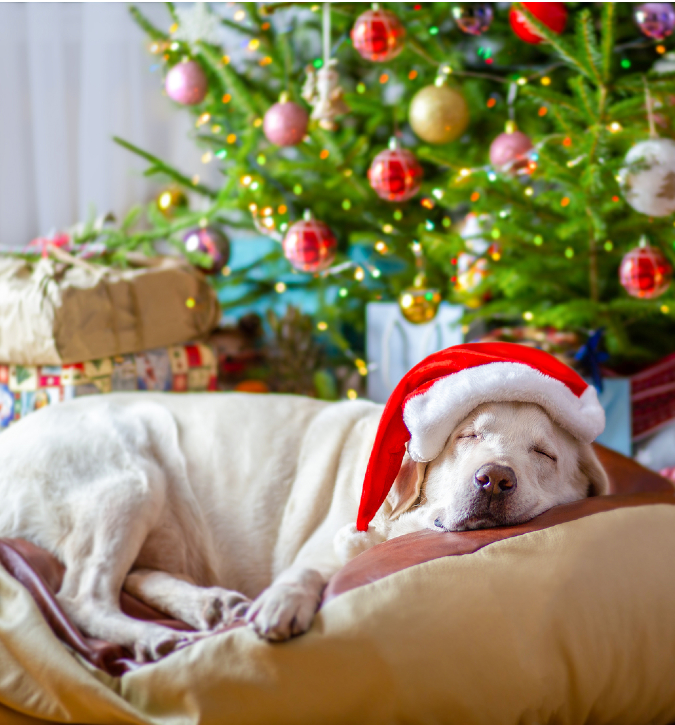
593,378,632,457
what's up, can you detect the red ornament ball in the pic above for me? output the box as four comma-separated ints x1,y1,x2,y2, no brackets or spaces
351,8,405,62
489,130,535,174
263,99,309,147
282,218,338,273
368,147,423,202
509,2,567,44
183,226,230,275
619,243,673,299
165,60,208,106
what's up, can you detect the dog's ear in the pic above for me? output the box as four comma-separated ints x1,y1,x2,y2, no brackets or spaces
578,444,610,496
388,450,427,520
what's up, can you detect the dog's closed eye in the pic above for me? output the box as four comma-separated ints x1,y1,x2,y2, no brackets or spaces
533,448,557,462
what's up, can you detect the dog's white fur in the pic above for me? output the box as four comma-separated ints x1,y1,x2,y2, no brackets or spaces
0,393,608,661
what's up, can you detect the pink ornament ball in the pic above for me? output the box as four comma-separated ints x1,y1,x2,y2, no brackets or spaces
489,131,534,174
263,100,309,146
165,61,208,106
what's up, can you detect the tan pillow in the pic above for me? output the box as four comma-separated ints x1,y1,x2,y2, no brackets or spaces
1,502,675,724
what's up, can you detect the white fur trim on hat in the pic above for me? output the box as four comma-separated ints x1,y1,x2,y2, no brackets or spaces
333,523,385,566
403,361,605,463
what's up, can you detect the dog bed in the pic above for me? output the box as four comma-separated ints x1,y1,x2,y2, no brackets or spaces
0,446,673,724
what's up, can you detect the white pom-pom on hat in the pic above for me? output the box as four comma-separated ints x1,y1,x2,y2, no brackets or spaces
334,523,385,566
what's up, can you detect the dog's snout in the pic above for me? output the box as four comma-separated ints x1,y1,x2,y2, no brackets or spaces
474,464,517,495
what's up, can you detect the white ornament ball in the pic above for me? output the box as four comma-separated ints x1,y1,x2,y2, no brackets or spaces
619,138,675,217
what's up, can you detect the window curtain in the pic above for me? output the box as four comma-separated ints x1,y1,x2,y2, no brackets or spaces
0,2,212,249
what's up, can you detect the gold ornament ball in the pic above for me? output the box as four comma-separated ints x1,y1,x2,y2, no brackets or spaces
156,188,188,218
398,287,442,324
409,85,469,145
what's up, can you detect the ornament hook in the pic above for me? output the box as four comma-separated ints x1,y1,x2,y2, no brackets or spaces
507,82,518,126
302,1,349,130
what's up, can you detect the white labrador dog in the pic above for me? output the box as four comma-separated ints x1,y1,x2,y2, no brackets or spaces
0,392,608,661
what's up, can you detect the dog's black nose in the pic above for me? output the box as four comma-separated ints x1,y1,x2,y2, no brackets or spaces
474,464,517,495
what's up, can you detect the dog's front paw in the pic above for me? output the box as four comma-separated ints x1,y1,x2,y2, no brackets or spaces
246,569,324,642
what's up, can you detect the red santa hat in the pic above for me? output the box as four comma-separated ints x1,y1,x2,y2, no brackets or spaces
355,342,605,532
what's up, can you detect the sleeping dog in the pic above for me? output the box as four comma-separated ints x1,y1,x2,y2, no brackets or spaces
0,344,608,661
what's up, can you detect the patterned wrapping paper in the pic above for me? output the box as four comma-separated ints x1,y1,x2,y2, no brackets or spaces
631,352,675,441
0,344,217,429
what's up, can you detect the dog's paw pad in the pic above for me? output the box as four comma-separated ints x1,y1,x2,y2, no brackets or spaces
134,630,196,662
200,589,250,630
202,597,224,629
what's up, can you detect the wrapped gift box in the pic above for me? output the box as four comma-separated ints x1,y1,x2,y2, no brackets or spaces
0,255,221,366
0,343,216,429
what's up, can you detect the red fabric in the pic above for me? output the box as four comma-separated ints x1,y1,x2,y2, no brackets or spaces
185,345,202,367
355,342,590,531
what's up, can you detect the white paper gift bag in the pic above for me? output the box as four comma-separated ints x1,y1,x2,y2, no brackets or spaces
366,302,464,403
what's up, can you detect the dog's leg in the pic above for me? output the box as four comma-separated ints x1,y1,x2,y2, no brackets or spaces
124,569,250,630
248,404,382,643
55,474,207,662
58,561,205,663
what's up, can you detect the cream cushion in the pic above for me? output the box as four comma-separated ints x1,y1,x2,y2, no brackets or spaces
0,504,675,724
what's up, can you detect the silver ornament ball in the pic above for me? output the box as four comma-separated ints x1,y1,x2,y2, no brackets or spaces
619,138,675,217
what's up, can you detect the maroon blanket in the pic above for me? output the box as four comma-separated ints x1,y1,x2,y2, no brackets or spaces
1,444,672,676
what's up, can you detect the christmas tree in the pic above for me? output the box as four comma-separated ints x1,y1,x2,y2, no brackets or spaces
25,2,675,373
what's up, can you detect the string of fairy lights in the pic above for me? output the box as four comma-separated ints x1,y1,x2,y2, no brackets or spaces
139,1,675,387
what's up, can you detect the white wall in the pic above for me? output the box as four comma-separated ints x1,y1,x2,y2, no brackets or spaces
0,2,213,248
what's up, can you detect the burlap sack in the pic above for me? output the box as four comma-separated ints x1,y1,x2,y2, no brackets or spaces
0,255,221,365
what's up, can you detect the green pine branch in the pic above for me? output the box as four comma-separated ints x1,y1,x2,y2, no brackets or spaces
129,5,168,41
165,3,178,24
520,86,586,119
575,10,603,87
600,3,616,83
197,43,267,117
512,2,593,81
113,137,218,198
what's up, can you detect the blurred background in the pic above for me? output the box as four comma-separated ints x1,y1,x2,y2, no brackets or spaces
3,2,675,475
0,3,218,247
